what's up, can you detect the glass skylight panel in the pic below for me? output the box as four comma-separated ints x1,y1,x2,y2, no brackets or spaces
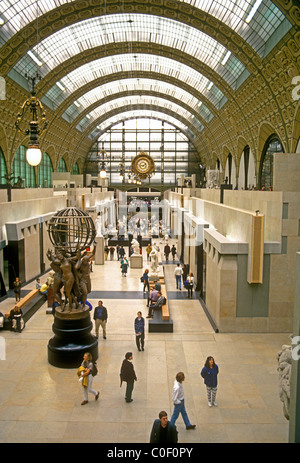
45,54,225,110
89,110,191,140
63,78,213,123
12,14,245,90
1,0,291,59
76,95,203,133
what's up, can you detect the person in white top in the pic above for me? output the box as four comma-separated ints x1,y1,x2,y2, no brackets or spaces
174,264,183,290
170,372,196,430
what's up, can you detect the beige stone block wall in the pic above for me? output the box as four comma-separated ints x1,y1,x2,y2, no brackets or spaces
223,190,282,242
11,188,54,202
205,245,221,328
268,254,294,332
0,196,67,229
24,225,40,282
273,154,300,192
215,256,237,332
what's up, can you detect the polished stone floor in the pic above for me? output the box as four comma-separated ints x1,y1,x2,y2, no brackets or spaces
0,243,290,443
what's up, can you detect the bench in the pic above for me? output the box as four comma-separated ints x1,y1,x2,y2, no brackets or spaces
3,288,46,330
148,271,173,333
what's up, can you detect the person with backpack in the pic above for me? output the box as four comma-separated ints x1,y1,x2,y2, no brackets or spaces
78,352,99,405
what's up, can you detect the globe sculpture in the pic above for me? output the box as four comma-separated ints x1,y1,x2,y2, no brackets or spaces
48,206,96,256
47,207,98,368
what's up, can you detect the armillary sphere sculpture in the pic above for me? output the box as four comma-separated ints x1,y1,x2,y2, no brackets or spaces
47,207,98,368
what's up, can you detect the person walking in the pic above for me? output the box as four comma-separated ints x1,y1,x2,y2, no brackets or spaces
186,272,194,298
120,256,129,276
142,269,150,292
134,311,145,351
119,245,126,260
78,352,99,405
164,243,170,261
146,243,152,261
174,263,183,290
120,352,137,403
182,263,189,288
150,411,178,443
170,372,196,430
201,356,219,407
93,300,108,339
171,244,177,261
109,246,115,260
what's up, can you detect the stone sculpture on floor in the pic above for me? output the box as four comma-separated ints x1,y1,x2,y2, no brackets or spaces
277,337,292,420
47,206,98,368
131,238,140,255
47,245,96,312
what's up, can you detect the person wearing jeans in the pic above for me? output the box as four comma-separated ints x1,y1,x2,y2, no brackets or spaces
174,264,183,290
170,372,196,430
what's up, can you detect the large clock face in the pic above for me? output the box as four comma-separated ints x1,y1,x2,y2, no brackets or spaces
131,151,155,179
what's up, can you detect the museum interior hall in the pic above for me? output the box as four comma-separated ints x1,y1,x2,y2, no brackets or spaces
0,0,300,444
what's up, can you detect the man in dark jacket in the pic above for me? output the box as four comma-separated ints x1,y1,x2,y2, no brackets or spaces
164,244,170,261
134,311,145,351
120,352,137,403
93,300,108,339
150,411,178,443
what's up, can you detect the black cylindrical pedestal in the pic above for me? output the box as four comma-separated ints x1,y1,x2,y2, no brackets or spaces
48,309,98,368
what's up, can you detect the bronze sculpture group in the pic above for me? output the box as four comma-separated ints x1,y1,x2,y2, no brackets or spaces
47,245,96,313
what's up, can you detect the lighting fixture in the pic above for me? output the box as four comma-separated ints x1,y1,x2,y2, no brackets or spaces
246,0,263,23
98,148,108,179
221,50,231,66
15,74,48,166
56,81,65,91
27,50,43,67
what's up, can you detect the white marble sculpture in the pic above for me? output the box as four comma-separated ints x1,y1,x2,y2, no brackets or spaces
131,238,140,255
96,215,102,237
277,337,292,420
206,170,220,189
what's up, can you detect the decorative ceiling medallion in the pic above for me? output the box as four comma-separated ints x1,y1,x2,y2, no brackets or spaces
131,151,155,180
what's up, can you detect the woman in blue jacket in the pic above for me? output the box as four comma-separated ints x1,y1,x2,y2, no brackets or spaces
201,356,219,407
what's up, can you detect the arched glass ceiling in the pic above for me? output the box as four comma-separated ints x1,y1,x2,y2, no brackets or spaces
0,0,291,58
76,95,204,134
63,78,213,124
89,110,195,141
12,14,246,89
44,54,226,110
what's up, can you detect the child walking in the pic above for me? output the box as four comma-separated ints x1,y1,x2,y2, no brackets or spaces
201,356,219,407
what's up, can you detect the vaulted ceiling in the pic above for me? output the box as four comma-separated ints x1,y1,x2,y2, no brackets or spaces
0,0,299,173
